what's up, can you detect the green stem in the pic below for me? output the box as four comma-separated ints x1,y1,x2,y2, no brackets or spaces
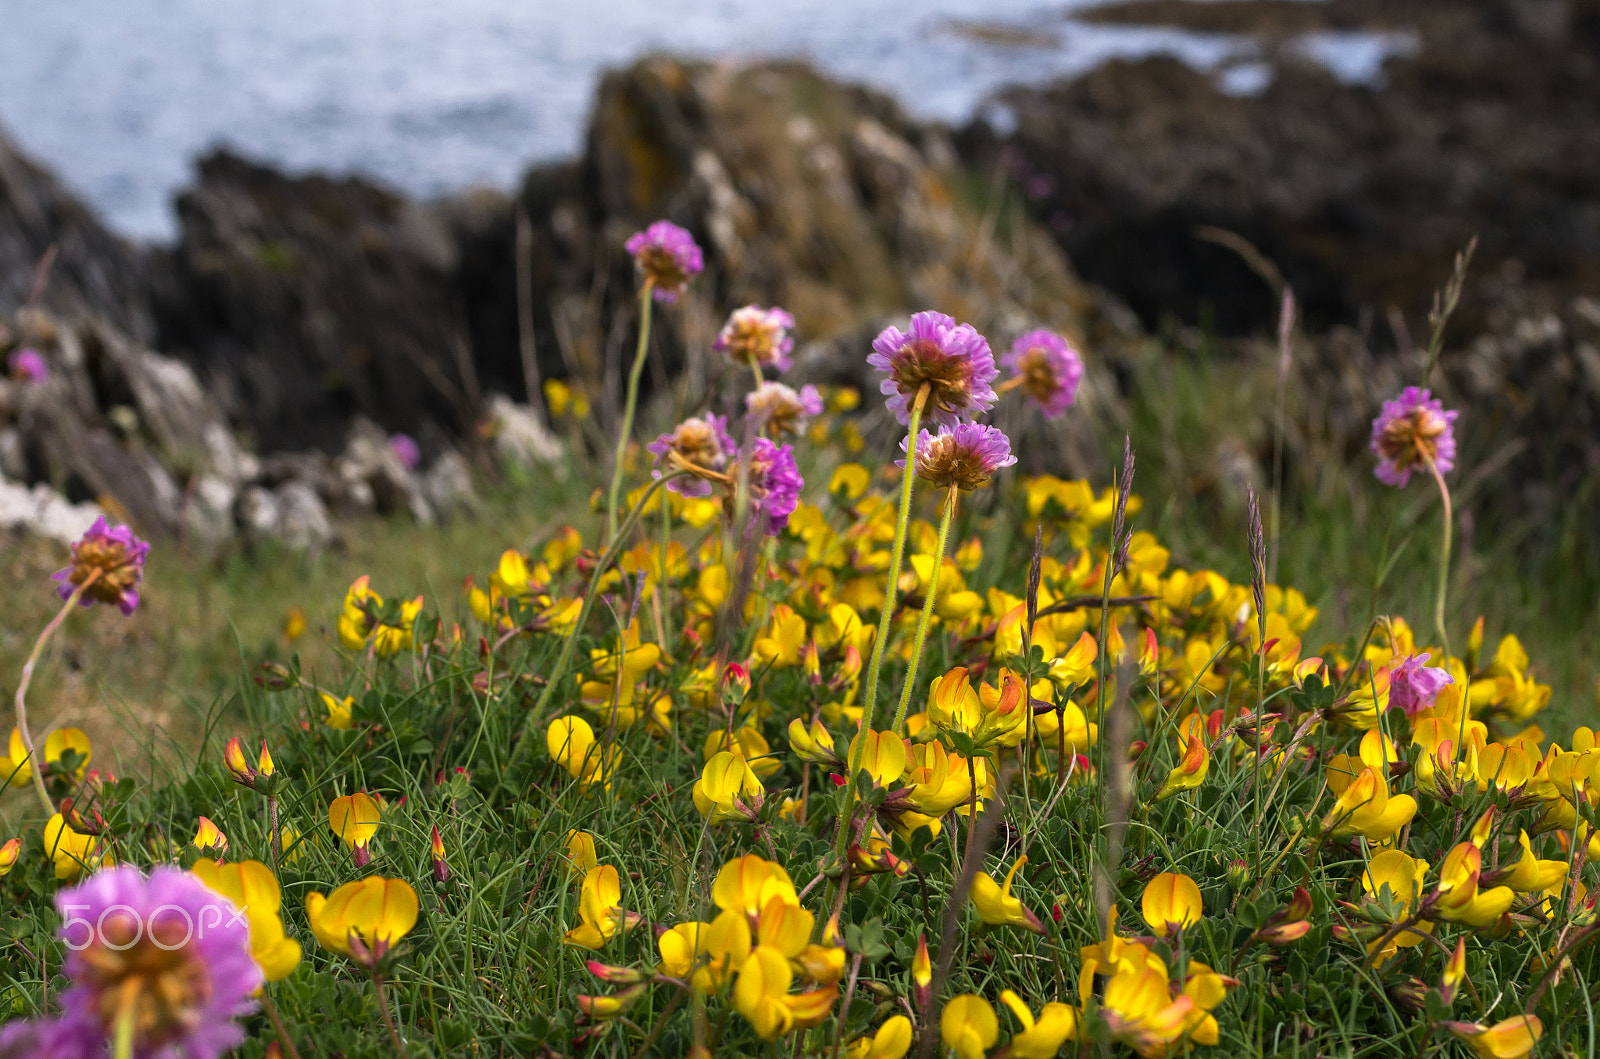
372,973,410,1057
606,283,655,543
13,573,96,817
1425,455,1453,663
832,386,928,868
511,469,689,771
891,487,957,734
658,490,674,649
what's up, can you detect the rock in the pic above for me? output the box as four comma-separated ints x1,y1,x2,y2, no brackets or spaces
0,119,161,342
237,480,333,553
485,395,564,471
421,448,478,516
974,0,1600,335
154,151,472,453
338,417,434,524
184,474,238,548
0,474,104,545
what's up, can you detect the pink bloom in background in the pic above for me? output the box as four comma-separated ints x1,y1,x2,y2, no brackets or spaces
898,422,1017,491
1370,386,1458,487
745,381,821,437
624,220,704,303
7,347,49,383
1004,329,1083,419
647,414,736,497
715,305,796,372
1389,652,1454,718
0,865,263,1059
389,432,421,470
53,516,150,616
734,436,803,536
867,311,997,429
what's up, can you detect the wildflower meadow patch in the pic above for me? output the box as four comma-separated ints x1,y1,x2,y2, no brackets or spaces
0,221,1592,1059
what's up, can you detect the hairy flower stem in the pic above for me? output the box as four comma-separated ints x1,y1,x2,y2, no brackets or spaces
512,470,688,771
891,486,957,734
833,384,928,868
657,493,674,650
372,973,410,1057
605,281,656,544
268,792,282,874
13,571,98,816
260,994,306,1059
1425,455,1454,663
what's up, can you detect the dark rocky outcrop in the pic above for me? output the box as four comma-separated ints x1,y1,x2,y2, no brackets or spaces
0,124,160,343
971,0,1600,335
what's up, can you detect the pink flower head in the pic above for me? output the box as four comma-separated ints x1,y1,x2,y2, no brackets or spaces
7,347,49,384
53,516,150,616
745,381,822,438
1389,652,1454,718
867,311,998,429
897,422,1017,491
1004,329,1083,418
624,220,704,303
647,414,736,498
40,865,262,1058
389,432,421,470
1370,386,1458,487
714,305,796,372
730,436,803,536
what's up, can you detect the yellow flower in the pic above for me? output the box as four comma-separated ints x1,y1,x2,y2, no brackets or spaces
2,726,92,786
657,920,712,979
693,751,765,823
563,864,641,950
191,816,228,856
847,729,908,789
1154,733,1210,802
0,838,19,876
846,1015,913,1059
320,692,355,730
1445,1016,1542,1059
305,876,418,965
829,463,870,500
705,726,780,780
548,715,612,792
999,989,1079,1058
43,813,112,881
329,792,381,851
1492,830,1568,892
689,909,754,993
192,859,304,982
1360,850,1433,961
734,944,838,1040
337,576,423,657
940,994,999,1059
1433,842,1515,928
712,854,799,918
1098,956,1196,1058
753,605,808,668
970,855,1045,933
564,829,599,881
1322,763,1416,842
787,717,840,767
1141,872,1202,937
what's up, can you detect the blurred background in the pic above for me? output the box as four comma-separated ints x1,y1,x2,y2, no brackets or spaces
1,0,1596,762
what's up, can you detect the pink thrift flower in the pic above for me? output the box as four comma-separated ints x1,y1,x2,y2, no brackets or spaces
53,516,150,616
867,311,998,429
1389,652,1454,718
1370,386,1458,487
624,220,704,303
1004,329,1083,418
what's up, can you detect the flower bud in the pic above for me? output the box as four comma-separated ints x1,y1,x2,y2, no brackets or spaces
431,824,450,884
223,737,255,787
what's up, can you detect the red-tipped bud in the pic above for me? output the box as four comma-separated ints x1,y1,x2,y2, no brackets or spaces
431,824,450,884
223,737,255,786
585,961,646,985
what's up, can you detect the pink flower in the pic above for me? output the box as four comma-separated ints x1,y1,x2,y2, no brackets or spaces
731,437,803,536
897,423,1017,491
745,381,821,437
714,306,796,372
1003,329,1083,418
647,414,736,498
389,433,421,470
624,220,704,303
52,517,149,616
7,348,49,384
867,311,998,429
1370,387,1458,487
1389,652,1454,718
